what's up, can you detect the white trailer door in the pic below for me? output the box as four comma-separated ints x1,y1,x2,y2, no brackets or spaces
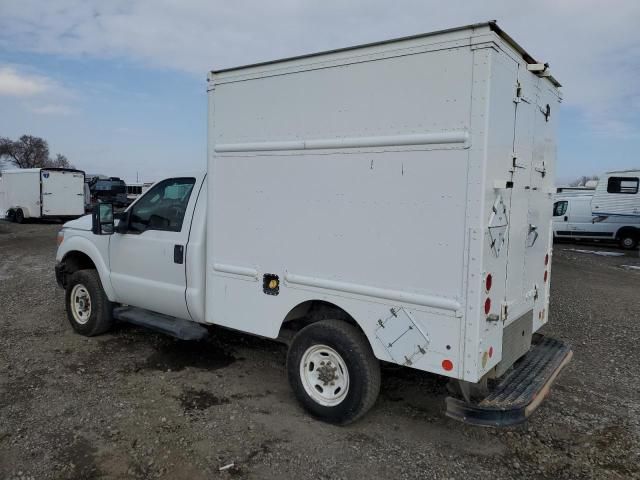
41,170,85,217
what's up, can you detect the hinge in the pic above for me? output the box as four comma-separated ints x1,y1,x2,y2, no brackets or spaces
514,81,522,103
514,80,533,104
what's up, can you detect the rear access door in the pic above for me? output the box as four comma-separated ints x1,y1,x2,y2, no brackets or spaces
504,68,556,325
41,169,85,217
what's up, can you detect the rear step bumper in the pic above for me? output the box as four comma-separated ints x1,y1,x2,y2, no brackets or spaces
446,335,573,427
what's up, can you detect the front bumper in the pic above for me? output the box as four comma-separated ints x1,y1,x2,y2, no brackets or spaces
446,335,572,426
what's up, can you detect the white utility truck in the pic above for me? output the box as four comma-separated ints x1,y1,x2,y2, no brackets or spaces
55,22,571,426
1,168,85,223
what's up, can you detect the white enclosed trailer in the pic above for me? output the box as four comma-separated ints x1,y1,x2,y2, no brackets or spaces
56,22,571,426
0,168,86,222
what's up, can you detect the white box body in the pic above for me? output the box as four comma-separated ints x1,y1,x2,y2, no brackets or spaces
205,23,561,382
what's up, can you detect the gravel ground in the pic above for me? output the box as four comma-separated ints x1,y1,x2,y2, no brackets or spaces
1,221,639,479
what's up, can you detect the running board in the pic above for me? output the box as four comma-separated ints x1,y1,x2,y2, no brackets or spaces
113,307,208,341
446,335,572,426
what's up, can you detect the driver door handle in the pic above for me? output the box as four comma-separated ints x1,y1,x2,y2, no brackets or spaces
174,245,184,264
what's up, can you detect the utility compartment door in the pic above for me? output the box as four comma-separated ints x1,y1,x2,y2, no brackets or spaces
503,70,538,324
41,170,85,216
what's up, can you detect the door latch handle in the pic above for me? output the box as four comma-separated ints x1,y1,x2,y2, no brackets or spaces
174,245,184,264
527,224,539,248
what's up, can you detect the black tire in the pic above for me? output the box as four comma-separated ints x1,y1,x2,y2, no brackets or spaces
65,269,114,336
14,208,24,224
287,320,381,425
618,234,638,250
6,209,15,222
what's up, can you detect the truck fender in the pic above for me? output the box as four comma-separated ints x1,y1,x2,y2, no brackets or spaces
57,235,116,301
279,298,394,364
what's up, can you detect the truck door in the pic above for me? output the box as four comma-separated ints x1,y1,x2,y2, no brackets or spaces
108,177,198,320
552,199,570,238
41,170,85,216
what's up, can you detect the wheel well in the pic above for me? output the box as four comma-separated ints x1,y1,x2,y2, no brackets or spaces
616,226,639,240
278,300,364,340
62,251,97,278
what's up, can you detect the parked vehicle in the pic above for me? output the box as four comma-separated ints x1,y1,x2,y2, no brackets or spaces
0,168,85,223
592,169,640,218
126,182,153,202
54,22,571,426
553,191,640,249
87,176,128,207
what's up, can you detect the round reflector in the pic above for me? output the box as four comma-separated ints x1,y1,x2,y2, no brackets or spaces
442,359,453,371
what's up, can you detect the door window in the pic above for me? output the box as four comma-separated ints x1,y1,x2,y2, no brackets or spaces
128,177,195,233
553,201,568,217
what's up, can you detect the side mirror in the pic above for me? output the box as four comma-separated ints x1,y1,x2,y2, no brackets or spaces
92,203,114,235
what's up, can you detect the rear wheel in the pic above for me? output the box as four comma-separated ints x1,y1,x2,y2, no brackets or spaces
6,209,15,222
14,208,24,224
287,320,380,425
65,269,114,336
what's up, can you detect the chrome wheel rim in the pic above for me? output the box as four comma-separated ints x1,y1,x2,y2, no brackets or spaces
300,344,349,407
70,284,92,325
623,237,634,248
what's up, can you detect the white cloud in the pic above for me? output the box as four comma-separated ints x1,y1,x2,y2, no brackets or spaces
0,0,638,135
0,64,77,116
0,66,53,96
29,103,76,116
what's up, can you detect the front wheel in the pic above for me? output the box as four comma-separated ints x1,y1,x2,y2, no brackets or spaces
287,320,380,425
14,208,24,224
65,269,114,336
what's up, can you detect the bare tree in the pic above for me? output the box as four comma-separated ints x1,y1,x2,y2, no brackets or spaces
569,175,599,187
0,135,75,169
48,153,72,168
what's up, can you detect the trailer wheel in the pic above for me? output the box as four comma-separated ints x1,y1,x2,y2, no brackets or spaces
287,320,380,425
65,269,114,336
6,209,15,222
14,208,24,224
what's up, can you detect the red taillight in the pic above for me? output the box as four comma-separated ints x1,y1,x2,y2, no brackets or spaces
484,298,491,315
485,273,493,292
488,346,494,358
442,359,453,371
544,271,548,283
545,254,549,266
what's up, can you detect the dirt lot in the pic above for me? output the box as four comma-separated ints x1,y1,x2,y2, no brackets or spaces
1,221,639,480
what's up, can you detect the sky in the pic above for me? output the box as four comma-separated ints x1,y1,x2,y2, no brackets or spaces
0,0,639,184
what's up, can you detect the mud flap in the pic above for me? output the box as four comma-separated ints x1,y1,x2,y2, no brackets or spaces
446,335,572,426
